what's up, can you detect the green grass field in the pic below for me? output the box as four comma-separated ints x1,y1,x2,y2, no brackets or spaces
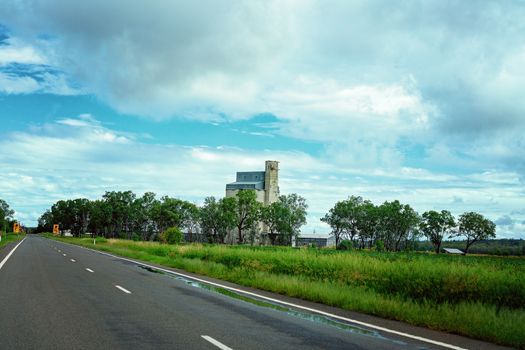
0,233,24,250
47,235,525,348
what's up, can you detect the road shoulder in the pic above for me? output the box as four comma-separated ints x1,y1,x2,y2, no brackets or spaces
53,238,512,350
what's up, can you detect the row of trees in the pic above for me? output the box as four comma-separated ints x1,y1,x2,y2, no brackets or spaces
38,191,496,252
322,196,496,253
37,190,308,245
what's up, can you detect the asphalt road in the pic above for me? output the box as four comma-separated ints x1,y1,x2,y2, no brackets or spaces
0,235,505,350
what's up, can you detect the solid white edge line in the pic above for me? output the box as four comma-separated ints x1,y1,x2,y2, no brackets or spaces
115,285,132,294
0,237,26,270
201,335,233,350
86,268,94,273
54,240,467,350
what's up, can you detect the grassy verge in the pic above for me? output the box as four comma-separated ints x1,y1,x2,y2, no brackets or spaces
46,235,525,348
0,233,24,250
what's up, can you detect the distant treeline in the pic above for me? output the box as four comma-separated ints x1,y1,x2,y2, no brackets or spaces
418,239,525,256
322,196,496,254
37,191,501,253
37,190,308,245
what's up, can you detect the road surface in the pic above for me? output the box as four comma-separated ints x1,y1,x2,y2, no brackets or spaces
0,235,507,349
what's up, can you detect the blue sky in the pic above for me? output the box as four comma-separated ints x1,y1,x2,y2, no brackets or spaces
0,1,524,238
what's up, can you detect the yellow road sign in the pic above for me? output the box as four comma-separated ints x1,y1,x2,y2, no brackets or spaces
13,223,20,233
53,224,59,235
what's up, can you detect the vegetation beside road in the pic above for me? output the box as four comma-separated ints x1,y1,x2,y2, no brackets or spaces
0,233,24,249
0,198,23,249
46,235,525,348
37,191,498,254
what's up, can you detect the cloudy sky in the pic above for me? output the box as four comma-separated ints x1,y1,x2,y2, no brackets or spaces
0,0,524,238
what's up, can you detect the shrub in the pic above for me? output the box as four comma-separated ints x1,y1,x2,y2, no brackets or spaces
337,239,353,251
375,239,385,252
160,227,184,245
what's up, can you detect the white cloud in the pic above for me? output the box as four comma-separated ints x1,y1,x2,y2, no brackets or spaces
1,0,524,178
267,77,432,144
0,116,523,239
0,72,40,93
0,38,45,65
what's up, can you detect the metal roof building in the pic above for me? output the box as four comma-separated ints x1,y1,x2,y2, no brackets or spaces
225,171,266,191
443,248,464,254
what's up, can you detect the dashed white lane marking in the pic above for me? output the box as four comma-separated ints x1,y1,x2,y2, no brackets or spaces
58,250,61,252
115,285,132,294
86,268,94,273
0,238,26,271
70,259,76,263
62,253,67,257
201,336,233,350
55,240,467,350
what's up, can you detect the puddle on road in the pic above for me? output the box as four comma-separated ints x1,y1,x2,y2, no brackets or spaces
139,265,164,274
136,263,414,346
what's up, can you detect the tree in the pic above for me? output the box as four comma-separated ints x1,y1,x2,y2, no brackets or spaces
181,203,200,242
355,200,378,249
72,198,92,236
37,209,53,233
102,191,137,238
0,199,15,232
376,200,420,251
132,192,159,240
88,199,112,237
262,201,287,245
453,212,496,254
322,196,369,248
262,194,307,245
321,200,350,248
200,196,236,243
420,210,456,254
150,196,199,240
233,190,261,244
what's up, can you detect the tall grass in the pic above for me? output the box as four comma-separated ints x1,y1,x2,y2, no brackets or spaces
0,233,24,249
49,236,525,348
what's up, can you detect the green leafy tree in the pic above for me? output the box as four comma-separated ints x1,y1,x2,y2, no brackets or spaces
420,210,456,254
150,196,200,240
72,198,92,236
88,199,112,237
0,199,15,233
322,196,366,248
37,209,53,232
180,202,200,242
262,193,307,245
102,191,137,238
376,200,420,251
233,190,261,244
132,192,159,240
262,201,288,245
355,200,378,248
321,200,350,248
200,196,236,243
453,212,496,254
